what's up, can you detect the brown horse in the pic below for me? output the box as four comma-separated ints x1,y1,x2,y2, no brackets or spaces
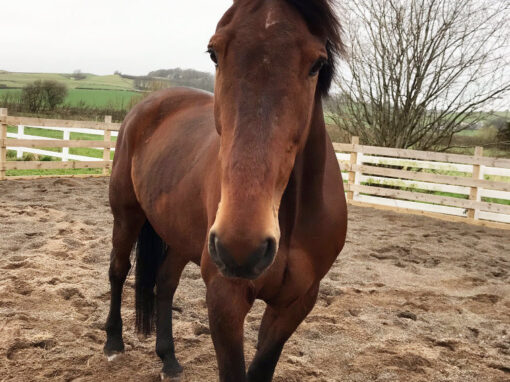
103,0,347,380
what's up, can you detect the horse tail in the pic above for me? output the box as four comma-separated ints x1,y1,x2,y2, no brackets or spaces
135,220,167,336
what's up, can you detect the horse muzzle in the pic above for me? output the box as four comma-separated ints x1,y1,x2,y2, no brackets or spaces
208,231,277,280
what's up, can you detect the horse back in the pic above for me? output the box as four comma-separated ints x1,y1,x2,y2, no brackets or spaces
110,87,219,258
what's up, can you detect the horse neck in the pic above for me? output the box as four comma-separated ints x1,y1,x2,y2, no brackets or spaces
298,96,328,200
280,95,327,236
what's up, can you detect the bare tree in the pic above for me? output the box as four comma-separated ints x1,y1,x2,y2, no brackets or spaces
331,0,510,150
72,69,86,80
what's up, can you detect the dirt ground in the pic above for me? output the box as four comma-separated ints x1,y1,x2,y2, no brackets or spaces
0,177,509,382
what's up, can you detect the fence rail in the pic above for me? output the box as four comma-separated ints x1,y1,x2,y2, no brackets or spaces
1,109,509,229
3,115,121,131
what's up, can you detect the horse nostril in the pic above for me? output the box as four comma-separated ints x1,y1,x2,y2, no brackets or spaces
209,232,237,268
248,237,277,273
263,237,276,259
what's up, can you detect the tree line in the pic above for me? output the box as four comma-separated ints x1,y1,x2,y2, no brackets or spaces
119,68,215,93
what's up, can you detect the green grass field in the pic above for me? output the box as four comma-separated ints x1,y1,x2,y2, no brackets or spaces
0,87,139,109
65,89,139,108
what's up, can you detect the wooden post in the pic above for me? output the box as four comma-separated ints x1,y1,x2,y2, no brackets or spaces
467,146,483,220
347,136,360,200
103,115,112,175
0,108,8,180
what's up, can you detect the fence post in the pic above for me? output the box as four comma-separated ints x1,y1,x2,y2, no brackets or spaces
346,136,359,201
0,108,7,180
103,116,112,175
467,146,483,220
62,129,70,162
16,125,24,159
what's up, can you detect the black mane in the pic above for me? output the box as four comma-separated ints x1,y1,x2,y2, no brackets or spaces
285,0,344,96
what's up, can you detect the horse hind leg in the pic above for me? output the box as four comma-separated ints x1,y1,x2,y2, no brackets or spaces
155,246,188,380
134,220,188,380
103,205,145,359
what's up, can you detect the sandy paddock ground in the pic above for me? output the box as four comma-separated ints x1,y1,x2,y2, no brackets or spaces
0,178,509,382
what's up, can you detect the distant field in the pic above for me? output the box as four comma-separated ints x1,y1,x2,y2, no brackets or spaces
0,72,134,90
0,87,140,108
66,89,139,108
0,71,142,109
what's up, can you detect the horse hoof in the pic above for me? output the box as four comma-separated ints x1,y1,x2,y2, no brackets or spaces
106,352,122,362
160,372,182,381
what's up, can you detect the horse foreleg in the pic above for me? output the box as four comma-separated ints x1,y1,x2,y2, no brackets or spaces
207,277,254,382
104,211,145,359
156,251,187,380
247,283,319,382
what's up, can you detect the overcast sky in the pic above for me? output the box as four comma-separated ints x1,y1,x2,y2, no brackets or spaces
1,0,232,75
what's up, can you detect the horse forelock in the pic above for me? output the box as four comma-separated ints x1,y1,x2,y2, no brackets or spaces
284,0,344,96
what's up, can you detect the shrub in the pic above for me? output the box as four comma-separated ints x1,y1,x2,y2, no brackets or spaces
21,80,68,112
43,81,67,110
21,80,45,113
497,121,510,147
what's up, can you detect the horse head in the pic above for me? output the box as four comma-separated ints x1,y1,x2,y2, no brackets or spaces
207,0,343,279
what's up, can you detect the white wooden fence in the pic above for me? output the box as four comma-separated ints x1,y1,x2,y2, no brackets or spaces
335,137,510,227
0,110,120,179
8,123,119,162
1,109,509,229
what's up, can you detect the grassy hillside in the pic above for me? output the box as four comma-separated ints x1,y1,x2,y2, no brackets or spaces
0,72,134,90
0,72,141,111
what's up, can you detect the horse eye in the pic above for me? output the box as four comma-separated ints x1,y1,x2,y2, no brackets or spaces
208,48,218,66
309,58,326,77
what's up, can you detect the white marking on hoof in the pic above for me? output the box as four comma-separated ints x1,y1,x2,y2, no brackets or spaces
107,353,120,362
